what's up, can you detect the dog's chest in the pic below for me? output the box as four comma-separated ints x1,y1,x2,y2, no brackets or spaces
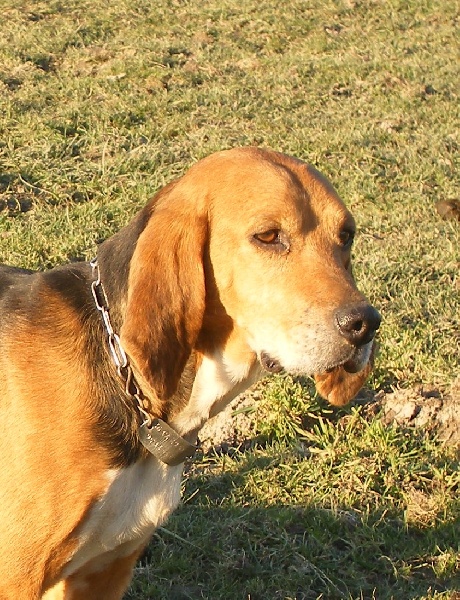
63,458,182,577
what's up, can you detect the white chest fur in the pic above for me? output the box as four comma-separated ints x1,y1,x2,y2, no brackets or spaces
62,350,261,579
62,458,182,578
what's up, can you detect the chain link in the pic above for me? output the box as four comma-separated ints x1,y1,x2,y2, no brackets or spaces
90,259,152,426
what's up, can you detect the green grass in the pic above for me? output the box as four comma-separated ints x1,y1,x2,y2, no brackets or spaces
1,0,459,598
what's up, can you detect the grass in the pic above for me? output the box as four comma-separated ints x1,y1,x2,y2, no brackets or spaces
0,0,459,598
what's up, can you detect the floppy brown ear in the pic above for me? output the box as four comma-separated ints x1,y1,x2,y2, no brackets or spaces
120,185,207,404
313,342,376,406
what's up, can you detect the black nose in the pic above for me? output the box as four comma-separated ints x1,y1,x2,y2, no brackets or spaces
335,302,381,347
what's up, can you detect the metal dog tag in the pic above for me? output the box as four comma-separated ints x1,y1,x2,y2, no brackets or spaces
139,419,197,466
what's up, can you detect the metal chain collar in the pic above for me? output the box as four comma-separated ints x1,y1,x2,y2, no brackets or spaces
90,258,152,426
89,258,197,466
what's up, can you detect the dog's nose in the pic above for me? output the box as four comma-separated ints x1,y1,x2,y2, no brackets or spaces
335,302,381,347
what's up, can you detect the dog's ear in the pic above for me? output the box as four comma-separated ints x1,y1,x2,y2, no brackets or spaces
313,341,376,406
120,183,207,403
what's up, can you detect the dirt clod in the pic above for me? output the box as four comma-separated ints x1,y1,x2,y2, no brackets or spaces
378,379,460,445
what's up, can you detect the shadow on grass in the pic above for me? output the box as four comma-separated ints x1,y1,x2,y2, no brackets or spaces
127,453,459,600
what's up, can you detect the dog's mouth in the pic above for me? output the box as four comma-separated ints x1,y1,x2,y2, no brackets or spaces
260,351,284,374
340,343,372,374
260,342,373,376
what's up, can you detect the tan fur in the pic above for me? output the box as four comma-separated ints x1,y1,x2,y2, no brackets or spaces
0,291,108,596
0,147,379,598
43,547,144,600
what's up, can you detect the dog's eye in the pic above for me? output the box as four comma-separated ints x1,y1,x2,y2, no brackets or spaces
252,228,289,253
339,229,354,248
254,229,281,245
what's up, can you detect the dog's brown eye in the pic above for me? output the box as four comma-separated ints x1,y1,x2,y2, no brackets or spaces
252,228,289,253
339,229,354,248
254,229,280,244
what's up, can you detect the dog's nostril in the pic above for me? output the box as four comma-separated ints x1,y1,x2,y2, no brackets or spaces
351,320,363,332
335,303,381,347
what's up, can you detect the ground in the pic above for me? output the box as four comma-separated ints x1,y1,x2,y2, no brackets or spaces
200,379,460,453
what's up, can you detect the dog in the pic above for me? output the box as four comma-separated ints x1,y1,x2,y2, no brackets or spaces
0,147,380,599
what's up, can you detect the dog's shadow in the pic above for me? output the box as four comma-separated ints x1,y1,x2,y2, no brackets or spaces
127,442,459,600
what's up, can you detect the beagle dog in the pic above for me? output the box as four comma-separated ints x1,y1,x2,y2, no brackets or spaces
0,147,380,599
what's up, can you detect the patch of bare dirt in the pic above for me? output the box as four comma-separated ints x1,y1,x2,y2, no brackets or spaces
199,388,262,454
375,377,460,446
199,378,460,451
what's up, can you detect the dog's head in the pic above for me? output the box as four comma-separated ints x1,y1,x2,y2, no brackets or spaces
119,147,380,408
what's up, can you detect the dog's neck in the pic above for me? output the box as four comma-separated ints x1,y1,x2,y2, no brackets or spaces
93,223,262,464
169,334,263,440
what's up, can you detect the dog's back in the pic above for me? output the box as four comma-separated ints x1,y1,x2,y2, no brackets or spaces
0,264,35,296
